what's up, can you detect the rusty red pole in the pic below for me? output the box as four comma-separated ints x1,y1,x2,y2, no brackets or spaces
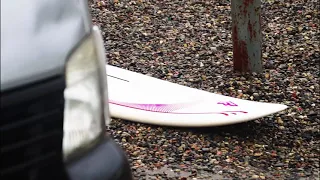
231,0,262,73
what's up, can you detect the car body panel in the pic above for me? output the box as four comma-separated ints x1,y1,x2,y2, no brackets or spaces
1,0,91,91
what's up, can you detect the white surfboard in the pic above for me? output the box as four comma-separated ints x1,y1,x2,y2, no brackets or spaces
106,65,288,127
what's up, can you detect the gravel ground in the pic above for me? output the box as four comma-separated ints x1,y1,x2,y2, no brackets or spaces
90,0,319,179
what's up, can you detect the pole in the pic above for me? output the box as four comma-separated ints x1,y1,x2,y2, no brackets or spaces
231,0,263,73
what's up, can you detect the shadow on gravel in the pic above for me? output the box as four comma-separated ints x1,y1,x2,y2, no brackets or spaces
187,120,269,136
112,116,277,142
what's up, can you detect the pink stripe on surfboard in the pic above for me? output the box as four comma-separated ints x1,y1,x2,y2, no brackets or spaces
109,100,248,116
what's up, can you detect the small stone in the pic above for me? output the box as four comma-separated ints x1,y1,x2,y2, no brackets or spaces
276,117,284,124
202,148,210,152
286,27,293,31
253,93,259,97
275,163,284,167
136,160,142,164
306,14,312,19
201,75,207,81
307,111,317,117
178,144,186,151
265,73,270,79
252,175,259,179
210,46,217,51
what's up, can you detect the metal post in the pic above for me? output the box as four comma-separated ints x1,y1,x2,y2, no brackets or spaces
231,0,262,73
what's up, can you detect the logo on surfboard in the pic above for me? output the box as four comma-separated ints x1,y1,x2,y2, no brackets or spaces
109,100,247,116
217,101,238,106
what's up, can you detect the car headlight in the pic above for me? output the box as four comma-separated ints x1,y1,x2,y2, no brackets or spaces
63,26,110,161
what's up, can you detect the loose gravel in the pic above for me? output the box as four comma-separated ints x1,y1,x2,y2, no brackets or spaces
90,0,319,179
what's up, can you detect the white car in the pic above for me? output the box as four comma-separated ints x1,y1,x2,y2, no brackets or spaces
1,0,132,179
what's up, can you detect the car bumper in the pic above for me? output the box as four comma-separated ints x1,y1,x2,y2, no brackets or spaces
66,137,132,180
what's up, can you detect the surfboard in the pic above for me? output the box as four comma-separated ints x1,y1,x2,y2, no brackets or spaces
105,65,288,127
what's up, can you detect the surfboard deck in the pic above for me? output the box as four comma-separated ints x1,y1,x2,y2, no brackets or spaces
106,65,288,127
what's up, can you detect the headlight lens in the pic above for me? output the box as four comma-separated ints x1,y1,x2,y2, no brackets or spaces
63,26,109,161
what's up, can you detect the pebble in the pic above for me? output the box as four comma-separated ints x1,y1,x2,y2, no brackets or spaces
276,117,284,124
202,148,210,152
252,174,260,179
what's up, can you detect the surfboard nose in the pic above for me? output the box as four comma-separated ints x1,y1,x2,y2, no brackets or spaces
274,104,288,111
279,104,288,111
263,103,288,114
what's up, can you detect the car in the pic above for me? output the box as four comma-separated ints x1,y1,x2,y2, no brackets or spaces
0,0,132,179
